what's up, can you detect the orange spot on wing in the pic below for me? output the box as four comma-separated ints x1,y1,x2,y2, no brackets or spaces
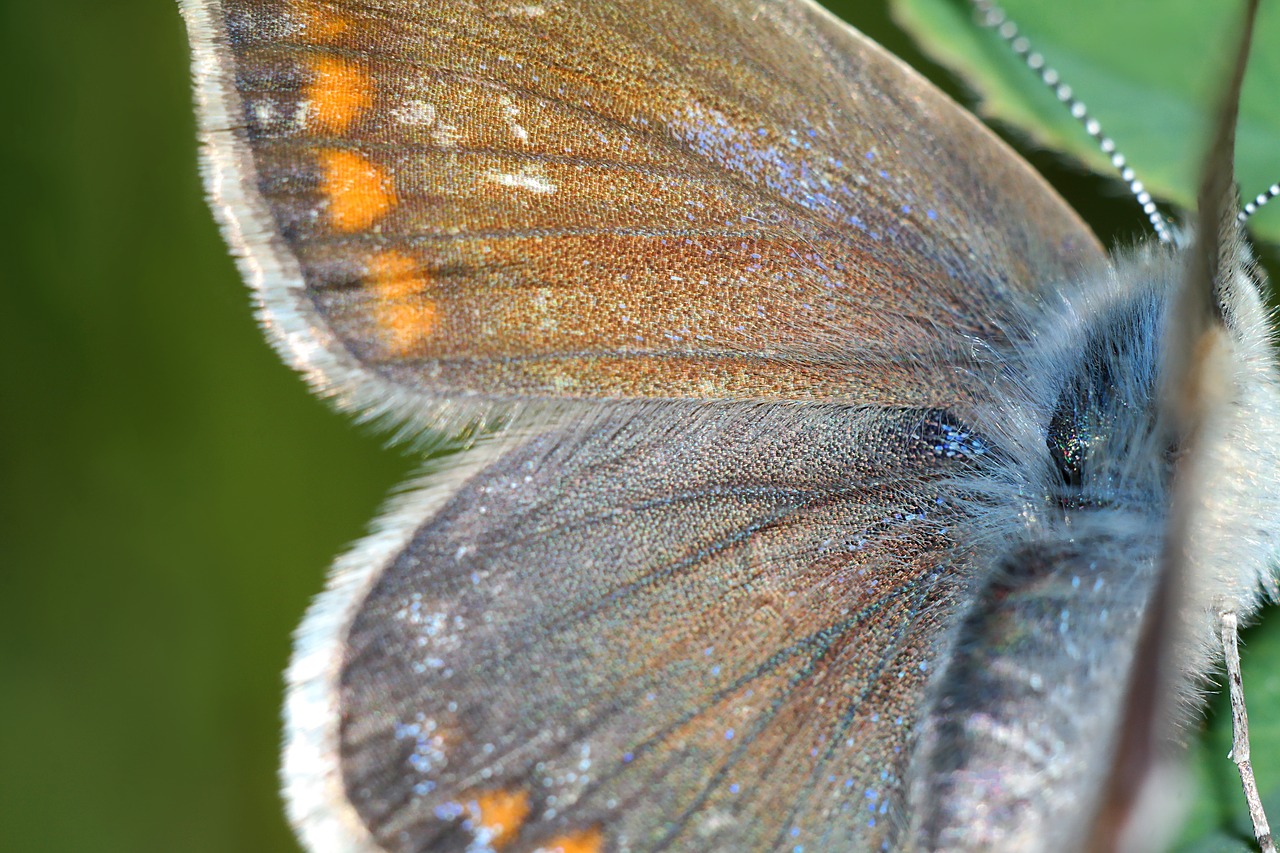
536,826,604,853
306,57,371,134
294,0,348,42
468,788,531,849
318,149,396,231
368,251,438,355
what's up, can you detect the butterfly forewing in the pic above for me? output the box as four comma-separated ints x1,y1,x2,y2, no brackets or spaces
323,405,987,851
184,0,1104,431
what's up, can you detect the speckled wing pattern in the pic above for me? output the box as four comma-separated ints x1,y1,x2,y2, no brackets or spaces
182,0,1101,427
179,0,1108,851
327,405,992,851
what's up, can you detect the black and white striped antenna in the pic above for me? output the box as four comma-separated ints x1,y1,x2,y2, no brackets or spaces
971,1,1280,235
1240,181,1280,223
969,0,1174,243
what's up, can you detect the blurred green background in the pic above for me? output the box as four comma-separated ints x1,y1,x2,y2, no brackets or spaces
0,1,1275,851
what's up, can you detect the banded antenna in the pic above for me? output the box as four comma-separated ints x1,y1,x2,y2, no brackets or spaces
968,0,1174,244
1240,181,1280,223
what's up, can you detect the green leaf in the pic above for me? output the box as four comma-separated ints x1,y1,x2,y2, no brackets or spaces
892,0,1280,245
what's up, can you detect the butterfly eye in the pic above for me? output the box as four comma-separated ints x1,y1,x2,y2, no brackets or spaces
1046,405,1086,492
1045,359,1117,503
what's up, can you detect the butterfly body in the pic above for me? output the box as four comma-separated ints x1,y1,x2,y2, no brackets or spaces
179,0,1280,850
912,241,1280,850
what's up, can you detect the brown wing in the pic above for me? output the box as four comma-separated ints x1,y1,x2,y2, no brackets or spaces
181,0,1104,431
285,403,990,851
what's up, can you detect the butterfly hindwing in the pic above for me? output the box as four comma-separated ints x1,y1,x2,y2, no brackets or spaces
286,404,991,851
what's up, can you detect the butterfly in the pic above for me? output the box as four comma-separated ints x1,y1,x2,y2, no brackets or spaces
178,0,1280,850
